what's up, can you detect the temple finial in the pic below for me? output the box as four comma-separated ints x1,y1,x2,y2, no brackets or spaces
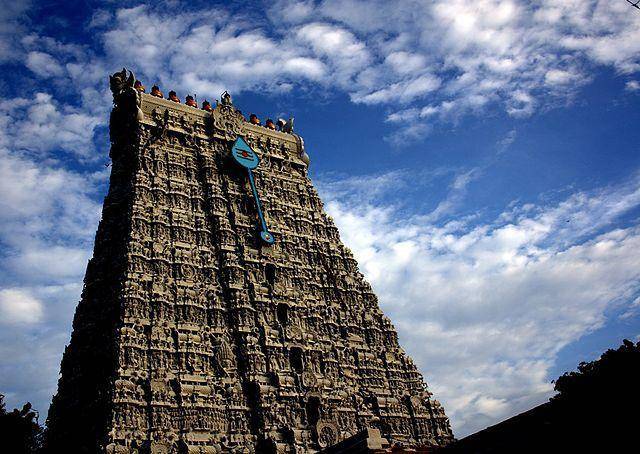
221,91,232,106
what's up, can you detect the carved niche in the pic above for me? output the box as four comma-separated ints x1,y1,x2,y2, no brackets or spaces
210,92,245,141
315,421,339,449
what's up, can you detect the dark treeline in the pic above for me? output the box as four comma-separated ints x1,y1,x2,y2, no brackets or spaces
0,394,44,453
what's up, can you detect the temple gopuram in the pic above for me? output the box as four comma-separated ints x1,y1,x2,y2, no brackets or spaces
45,69,453,453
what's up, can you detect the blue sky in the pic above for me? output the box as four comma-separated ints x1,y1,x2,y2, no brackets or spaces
0,0,639,438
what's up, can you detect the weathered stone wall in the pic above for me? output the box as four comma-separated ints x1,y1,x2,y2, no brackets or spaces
46,71,452,453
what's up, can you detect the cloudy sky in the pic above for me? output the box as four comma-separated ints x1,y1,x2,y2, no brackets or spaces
1,0,639,438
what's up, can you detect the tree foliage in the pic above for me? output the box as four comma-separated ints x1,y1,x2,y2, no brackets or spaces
0,394,44,453
553,338,640,403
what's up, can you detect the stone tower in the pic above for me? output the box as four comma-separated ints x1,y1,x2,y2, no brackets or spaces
45,69,452,453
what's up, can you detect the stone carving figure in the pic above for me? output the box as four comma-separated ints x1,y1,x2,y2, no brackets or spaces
283,117,294,133
210,91,244,141
220,91,232,106
316,422,338,448
109,68,144,124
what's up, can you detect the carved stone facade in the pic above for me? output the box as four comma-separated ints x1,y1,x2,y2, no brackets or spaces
45,70,453,453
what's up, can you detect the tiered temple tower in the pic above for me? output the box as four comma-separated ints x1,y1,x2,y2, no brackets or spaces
45,70,452,453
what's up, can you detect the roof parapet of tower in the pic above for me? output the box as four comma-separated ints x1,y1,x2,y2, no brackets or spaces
114,69,310,167
131,78,297,135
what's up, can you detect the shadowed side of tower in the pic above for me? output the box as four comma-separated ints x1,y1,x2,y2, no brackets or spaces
45,70,453,453
45,71,144,452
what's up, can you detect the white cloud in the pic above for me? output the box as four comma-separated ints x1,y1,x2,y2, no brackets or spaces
385,51,428,75
385,122,433,145
506,90,535,117
0,284,81,417
7,246,90,282
7,1,640,145
621,296,640,320
0,143,102,413
426,168,482,222
355,74,441,105
26,51,65,78
0,288,43,324
319,170,640,436
0,147,103,262
0,117,103,319
626,80,640,91
268,0,639,137
545,69,578,85
0,0,31,62
88,9,113,29
295,22,371,86
498,128,517,152
10,1,635,147
99,6,328,97
283,57,326,79
0,93,103,159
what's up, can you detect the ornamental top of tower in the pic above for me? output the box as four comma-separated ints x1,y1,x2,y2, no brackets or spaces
109,68,310,167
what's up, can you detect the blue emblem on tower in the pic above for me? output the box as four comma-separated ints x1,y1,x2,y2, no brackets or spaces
231,136,260,169
230,137,275,245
